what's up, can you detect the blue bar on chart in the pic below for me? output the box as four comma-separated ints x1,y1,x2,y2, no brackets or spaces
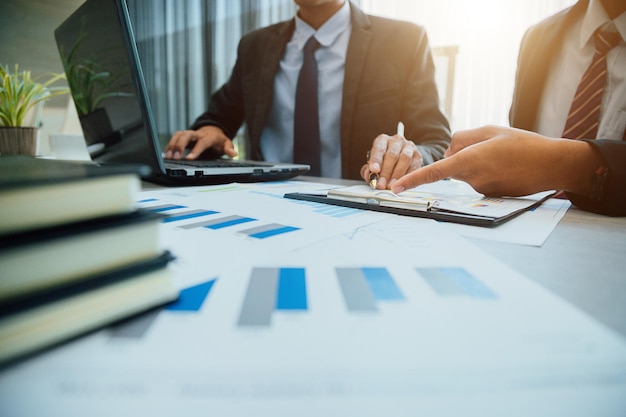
163,209,219,223
417,267,497,299
276,268,308,310
292,200,361,218
166,279,217,311
182,214,257,230
239,223,301,239
238,268,308,326
312,205,360,218
363,267,405,301
336,267,405,312
108,279,217,339
144,203,187,212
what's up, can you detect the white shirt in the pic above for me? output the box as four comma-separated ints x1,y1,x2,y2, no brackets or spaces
260,1,351,178
536,0,626,140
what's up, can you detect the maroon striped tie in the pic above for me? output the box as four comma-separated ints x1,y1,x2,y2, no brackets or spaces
562,28,622,140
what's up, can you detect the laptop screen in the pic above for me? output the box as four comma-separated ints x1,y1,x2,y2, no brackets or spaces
54,0,164,173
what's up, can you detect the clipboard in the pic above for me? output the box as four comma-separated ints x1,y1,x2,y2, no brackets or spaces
284,184,557,228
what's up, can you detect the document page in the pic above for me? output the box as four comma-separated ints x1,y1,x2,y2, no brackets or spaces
1,182,624,417
329,180,555,218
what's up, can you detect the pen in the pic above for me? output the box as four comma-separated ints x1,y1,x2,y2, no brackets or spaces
369,122,404,189
369,172,378,189
367,149,377,189
397,121,404,138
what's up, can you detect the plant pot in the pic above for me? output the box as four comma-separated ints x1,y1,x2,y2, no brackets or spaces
0,127,38,156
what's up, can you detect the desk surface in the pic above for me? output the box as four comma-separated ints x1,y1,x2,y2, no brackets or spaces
471,207,626,338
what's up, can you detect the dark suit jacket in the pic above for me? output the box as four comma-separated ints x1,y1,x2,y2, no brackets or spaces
510,0,625,215
191,2,451,179
567,140,626,216
509,0,588,131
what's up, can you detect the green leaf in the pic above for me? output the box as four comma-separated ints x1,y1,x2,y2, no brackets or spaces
0,64,68,127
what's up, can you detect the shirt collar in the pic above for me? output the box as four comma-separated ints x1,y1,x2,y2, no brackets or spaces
615,10,626,42
294,1,351,50
580,0,625,48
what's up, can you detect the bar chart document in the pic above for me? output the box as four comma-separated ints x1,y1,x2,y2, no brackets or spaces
1,183,624,417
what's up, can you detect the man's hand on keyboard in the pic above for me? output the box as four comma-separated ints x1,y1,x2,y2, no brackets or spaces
164,125,238,160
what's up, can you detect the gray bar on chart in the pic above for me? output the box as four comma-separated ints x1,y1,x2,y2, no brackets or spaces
146,203,180,211
238,268,279,326
417,268,464,296
167,208,210,219
239,223,282,235
178,214,240,229
336,268,378,312
109,310,160,339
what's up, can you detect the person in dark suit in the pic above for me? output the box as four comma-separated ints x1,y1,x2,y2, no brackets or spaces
164,0,451,181
510,0,625,140
390,126,626,216
391,0,625,216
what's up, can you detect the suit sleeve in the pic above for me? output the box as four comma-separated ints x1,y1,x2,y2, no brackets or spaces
566,140,626,216
190,38,248,138
509,4,577,131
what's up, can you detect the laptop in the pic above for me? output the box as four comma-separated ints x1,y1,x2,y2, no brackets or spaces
54,0,309,186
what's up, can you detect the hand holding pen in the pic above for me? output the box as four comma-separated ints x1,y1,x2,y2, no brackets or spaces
361,122,424,189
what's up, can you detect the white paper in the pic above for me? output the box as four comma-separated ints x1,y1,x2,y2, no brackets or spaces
1,184,624,417
330,180,555,219
295,180,569,246
443,197,571,246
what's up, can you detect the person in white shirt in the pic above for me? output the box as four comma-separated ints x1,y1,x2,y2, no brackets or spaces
165,0,451,181
510,0,625,140
390,0,625,216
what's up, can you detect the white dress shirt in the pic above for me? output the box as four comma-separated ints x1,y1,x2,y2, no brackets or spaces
260,1,351,178
536,0,626,140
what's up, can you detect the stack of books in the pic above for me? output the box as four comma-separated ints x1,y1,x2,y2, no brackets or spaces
0,156,178,365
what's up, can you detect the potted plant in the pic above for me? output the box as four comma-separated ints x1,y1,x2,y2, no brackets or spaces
0,64,67,156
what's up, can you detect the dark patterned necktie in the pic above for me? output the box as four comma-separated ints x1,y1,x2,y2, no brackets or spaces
562,28,622,140
293,36,321,175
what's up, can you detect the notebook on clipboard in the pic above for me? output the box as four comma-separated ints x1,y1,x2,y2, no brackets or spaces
54,0,309,186
284,180,557,227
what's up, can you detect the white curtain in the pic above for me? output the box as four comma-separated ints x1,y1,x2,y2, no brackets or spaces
127,0,295,141
359,0,577,131
128,0,578,137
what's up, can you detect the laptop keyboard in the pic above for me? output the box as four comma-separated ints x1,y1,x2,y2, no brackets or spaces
164,158,269,168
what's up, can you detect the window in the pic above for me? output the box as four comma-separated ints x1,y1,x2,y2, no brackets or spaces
128,0,577,139
127,0,295,143
359,0,577,130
